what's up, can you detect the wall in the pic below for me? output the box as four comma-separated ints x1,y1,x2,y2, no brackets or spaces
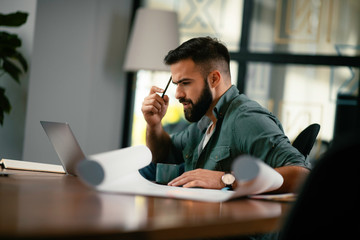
0,0,37,159
22,0,132,164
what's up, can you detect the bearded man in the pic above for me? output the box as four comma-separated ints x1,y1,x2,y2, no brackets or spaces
141,37,309,192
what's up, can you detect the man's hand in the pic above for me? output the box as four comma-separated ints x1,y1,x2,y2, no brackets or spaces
168,169,225,189
141,86,169,127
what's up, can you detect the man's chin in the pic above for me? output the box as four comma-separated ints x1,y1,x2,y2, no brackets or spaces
184,111,203,123
183,111,193,122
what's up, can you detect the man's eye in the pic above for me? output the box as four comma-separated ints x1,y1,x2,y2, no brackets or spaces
181,82,190,86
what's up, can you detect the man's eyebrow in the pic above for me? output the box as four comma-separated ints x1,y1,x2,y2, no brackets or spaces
172,78,193,85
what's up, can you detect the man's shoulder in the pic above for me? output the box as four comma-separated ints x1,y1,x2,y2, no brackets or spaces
227,94,269,116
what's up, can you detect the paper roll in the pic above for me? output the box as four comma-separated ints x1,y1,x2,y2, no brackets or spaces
77,145,152,187
77,148,284,202
231,155,284,195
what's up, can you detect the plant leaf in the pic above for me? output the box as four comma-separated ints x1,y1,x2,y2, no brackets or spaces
0,32,22,48
0,12,28,27
0,87,11,125
2,59,21,84
0,46,17,58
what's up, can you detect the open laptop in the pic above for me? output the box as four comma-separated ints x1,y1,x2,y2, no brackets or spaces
40,121,85,176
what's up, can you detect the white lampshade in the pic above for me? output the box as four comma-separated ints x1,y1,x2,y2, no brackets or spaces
123,8,179,72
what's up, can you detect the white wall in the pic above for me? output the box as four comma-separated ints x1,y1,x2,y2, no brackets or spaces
22,0,132,164
0,0,37,159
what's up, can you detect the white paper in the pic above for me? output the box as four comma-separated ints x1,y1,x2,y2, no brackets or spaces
230,155,284,199
88,145,151,187
77,145,283,202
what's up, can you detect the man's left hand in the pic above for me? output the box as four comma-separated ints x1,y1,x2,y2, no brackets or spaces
168,169,225,189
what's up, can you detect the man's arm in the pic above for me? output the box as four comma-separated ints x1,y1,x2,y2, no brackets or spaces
145,123,172,163
168,165,309,193
141,86,172,163
272,165,309,193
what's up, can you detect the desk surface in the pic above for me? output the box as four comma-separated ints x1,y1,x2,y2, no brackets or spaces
0,169,290,239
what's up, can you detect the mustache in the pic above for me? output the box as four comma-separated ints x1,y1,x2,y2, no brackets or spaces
179,98,192,104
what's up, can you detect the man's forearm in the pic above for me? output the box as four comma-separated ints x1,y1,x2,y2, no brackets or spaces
273,166,310,193
146,124,171,163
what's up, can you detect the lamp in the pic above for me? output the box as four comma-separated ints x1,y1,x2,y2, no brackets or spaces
124,8,179,71
122,8,179,147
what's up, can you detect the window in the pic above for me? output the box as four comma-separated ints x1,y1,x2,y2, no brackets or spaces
250,0,360,56
246,63,359,142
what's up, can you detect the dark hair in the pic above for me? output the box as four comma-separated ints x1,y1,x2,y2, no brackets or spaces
164,37,230,78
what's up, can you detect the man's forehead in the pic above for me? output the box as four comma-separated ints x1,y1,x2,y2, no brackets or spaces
170,59,202,81
170,58,196,71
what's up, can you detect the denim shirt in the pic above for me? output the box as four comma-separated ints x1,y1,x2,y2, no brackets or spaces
170,85,309,172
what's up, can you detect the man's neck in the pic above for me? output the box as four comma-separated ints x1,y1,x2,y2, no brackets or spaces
205,84,232,124
205,100,219,124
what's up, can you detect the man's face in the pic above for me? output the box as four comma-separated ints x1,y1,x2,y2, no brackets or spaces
170,59,213,122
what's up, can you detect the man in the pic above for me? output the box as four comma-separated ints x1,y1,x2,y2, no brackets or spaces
141,37,309,192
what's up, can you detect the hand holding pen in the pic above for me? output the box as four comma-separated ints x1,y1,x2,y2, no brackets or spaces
141,76,172,127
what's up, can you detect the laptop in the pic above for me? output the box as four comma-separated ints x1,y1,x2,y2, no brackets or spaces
40,121,86,176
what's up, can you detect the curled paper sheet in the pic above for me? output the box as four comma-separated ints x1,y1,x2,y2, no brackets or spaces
77,145,151,187
231,155,284,199
77,146,283,202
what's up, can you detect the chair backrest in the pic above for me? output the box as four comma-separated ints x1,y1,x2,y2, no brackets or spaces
292,123,320,157
280,130,360,239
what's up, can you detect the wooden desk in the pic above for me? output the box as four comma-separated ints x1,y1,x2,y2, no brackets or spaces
0,170,290,239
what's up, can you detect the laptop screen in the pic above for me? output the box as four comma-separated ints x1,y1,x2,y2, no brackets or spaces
40,121,85,176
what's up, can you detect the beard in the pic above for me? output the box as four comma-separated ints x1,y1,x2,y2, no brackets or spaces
179,80,213,122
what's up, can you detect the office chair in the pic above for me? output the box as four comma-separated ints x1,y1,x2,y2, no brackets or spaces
280,129,360,240
292,123,320,158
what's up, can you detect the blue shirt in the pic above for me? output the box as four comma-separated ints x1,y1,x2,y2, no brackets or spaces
170,85,310,172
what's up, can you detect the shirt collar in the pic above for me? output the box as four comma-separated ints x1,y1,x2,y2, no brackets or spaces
197,85,239,131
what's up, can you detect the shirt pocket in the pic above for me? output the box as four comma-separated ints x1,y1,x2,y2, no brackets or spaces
206,146,231,171
183,151,194,171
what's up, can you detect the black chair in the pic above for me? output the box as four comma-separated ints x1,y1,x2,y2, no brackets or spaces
292,123,320,158
280,129,360,240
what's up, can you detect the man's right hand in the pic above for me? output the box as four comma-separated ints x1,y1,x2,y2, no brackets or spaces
141,86,169,127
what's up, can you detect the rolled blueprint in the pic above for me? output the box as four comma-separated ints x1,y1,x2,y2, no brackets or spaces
231,155,284,197
77,145,151,187
77,146,284,202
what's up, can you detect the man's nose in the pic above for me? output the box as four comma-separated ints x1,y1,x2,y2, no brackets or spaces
175,86,185,100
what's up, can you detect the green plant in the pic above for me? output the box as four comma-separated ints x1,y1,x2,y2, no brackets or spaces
0,11,28,125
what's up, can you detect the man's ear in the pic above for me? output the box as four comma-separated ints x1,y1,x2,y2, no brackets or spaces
208,70,221,88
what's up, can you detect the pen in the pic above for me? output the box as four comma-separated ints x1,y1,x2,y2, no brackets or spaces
161,76,172,98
